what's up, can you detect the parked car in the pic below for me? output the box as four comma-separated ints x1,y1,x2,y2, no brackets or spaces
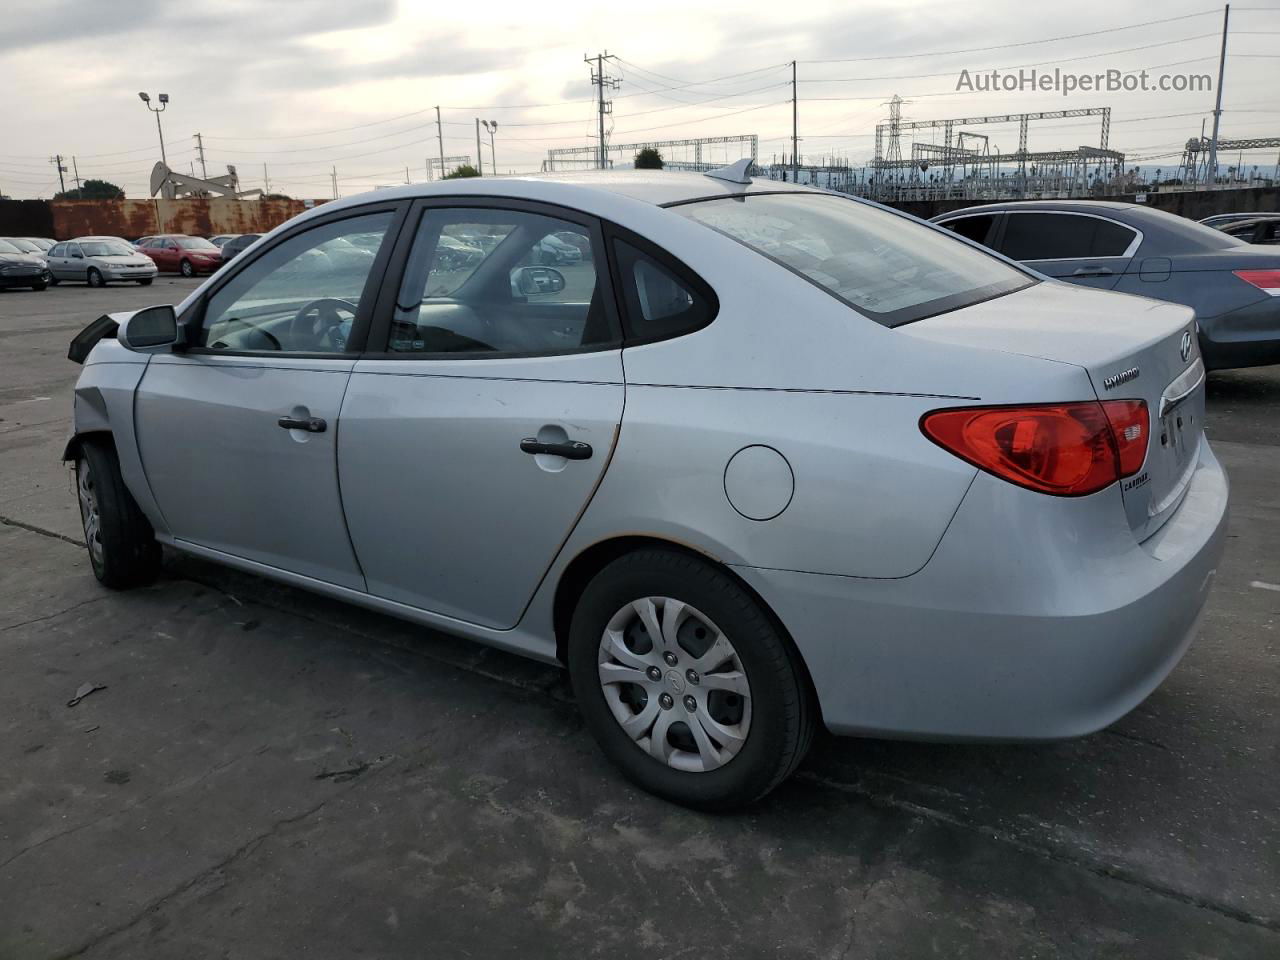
2,237,50,264
933,201,1280,370
1198,212,1268,228
536,232,583,264
219,233,260,263
137,234,223,276
209,234,237,248
47,237,158,287
19,237,56,252
1215,214,1280,246
63,169,1227,809
0,238,49,290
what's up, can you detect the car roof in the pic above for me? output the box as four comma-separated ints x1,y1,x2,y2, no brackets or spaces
72,235,129,241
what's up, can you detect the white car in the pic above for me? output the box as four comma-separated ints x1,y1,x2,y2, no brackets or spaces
47,236,159,287
63,165,1226,809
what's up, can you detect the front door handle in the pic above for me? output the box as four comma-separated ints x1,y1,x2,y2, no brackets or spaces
278,415,327,433
520,438,592,460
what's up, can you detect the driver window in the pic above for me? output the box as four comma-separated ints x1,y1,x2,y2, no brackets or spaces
199,211,393,353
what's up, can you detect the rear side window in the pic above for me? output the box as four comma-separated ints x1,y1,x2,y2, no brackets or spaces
1000,213,1136,260
674,193,1032,327
611,239,715,343
940,214,997,246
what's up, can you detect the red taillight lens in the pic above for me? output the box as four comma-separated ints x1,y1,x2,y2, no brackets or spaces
1233,269,1280,296
921,400,1148,497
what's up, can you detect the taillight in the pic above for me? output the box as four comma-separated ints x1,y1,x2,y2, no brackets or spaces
1233,269,1280,296
921,400,1148,497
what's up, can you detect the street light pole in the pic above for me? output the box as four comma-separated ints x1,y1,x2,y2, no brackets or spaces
481,120,498,175
137,92,170,168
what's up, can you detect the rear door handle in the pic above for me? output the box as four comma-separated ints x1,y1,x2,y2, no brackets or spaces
1071,265,1113,277
520,438,592,460
278,415,327,433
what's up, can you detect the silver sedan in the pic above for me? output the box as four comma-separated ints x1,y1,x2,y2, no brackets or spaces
63,166,1227,809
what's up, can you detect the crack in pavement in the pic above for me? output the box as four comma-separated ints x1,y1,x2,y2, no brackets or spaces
49,799,332,960
795,771,1280,935
2,594,110,633
0,513,84,547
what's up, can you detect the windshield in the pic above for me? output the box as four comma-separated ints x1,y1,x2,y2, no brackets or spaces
0,239,22,254
673,193,1034,326
80,240,137,257
177,237,218,250
5,238,40,253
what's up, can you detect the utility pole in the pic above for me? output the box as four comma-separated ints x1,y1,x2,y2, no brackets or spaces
585,52,620,169
435,106,446,179
475,118,483,175
405,166,411,184
50,155,66,193
71,156,82,190
791,60,799,182
331,166,338,200
263,163,270,195
195,133,208,179
1207,3,1230,187
481,120,498,176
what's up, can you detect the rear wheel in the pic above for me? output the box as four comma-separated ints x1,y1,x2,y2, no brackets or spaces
75,439,161,589
567,548,815,810
179,259,195,277
86,267,104,288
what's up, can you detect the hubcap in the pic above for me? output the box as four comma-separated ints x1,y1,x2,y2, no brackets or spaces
76,461,104,567
597,597,752,773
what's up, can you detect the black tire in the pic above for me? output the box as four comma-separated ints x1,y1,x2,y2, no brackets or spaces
567,548,815,811
31,281,47,291
48,274,60,286
137,277,153,286
86,267,104,288
75,438,161,589
179,259,195,277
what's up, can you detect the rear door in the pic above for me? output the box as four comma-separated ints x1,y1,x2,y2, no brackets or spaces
998,211,1137,290
338,200,624,629
134,204,404,589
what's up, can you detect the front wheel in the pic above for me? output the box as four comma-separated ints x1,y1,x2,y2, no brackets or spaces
86,267,104,288
76,439,161,589
137,277,153,286
567,549,815,810
179,259,195,277
31,280,47,291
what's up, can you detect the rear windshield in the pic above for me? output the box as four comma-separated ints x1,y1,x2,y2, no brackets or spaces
673,193,1034,326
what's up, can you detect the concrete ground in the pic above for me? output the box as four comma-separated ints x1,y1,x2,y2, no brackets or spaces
1,279,1277,959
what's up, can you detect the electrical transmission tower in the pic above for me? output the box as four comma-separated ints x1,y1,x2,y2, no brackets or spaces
585,52,621,169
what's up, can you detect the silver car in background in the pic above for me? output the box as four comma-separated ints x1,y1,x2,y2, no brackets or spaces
47,236,159,287
63,168,1228,809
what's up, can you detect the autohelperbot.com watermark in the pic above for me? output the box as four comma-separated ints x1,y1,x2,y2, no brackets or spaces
955,67,1212,96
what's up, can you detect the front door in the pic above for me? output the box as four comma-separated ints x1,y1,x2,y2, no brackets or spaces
338,202,624,629
134,206,402,589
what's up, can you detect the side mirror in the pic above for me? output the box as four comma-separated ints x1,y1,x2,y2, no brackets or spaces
117,304,178,350
510,265,566,297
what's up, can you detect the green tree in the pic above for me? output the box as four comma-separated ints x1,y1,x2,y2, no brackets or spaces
634,148,664,170
55,178,125,200
443,164,480,180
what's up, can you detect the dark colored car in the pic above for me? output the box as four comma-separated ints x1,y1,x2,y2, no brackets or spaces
1216,215,1280,246
933,201,1280,370
219,233,261,262
0,238,49,290
137,235,223,276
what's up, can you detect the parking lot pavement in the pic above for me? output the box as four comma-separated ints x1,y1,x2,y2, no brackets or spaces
1,284,1278,958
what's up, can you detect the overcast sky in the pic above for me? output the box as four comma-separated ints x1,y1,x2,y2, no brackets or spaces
1,0,1276,198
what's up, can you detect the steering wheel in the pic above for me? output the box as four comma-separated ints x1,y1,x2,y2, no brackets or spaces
289,298,357,351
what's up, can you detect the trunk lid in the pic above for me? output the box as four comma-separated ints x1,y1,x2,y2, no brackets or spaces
904,281,1203,541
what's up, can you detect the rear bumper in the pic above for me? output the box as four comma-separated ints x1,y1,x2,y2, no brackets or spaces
734,439,1229,740
1199,298,1280,370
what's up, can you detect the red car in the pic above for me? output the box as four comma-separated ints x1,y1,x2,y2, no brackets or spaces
136,234,223,276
